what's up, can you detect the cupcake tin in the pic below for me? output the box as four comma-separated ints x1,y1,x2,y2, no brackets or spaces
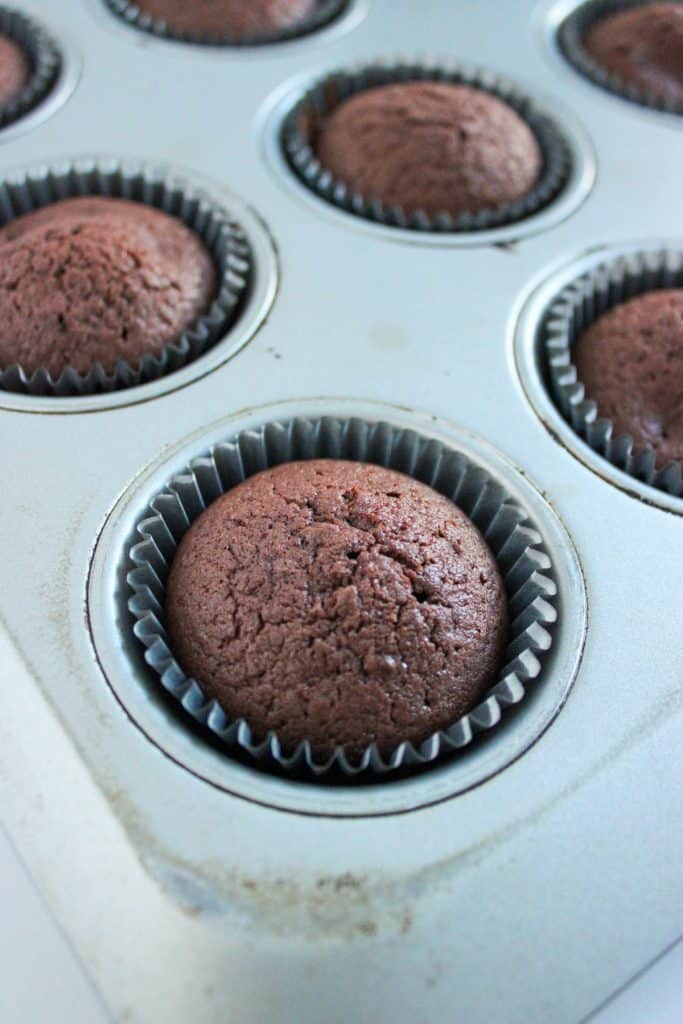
0,1,681,1023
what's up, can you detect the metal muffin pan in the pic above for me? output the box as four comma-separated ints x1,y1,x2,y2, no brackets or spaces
0,2,681,1024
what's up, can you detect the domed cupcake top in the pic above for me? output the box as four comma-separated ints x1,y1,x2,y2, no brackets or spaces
574,289,683,467
0,197,217,379
133,0,319,40
313,81,543,221
165,459,508,759
582,3,683,108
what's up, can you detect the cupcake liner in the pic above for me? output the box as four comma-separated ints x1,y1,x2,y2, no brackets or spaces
0,159,251,397
127,416,559,780
0,7,61,129
104,0,349,47
542,248,683,497
558,0,683,115
281,60,572,233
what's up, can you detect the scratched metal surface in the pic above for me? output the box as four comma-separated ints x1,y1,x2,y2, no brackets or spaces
0,1,681,1022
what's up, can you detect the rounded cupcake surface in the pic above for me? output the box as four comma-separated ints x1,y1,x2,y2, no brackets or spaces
0,197,217,380
0,33,31,106
574,290,683,466
133,0,318,39
312,81,543,220
165,459,508,759
582,3,683,108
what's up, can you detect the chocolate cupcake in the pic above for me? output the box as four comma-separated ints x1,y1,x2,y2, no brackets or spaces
133,0,316,39
574,290,683,467
314,82,542,222
165,459,508,759
283,63,571,232
541,248,683,499
0,197,217,380
107,0,346,44
583,3,683,109
0,33,30,106
129,415,560,776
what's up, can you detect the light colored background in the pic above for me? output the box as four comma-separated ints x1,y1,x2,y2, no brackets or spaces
0,799,680,1024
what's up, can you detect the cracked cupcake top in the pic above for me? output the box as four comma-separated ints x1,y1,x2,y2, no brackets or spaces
312,81,543,220
0,34,31,107
165,459,508,758
132,0,319,39
574,289,683,467
0,197,217,379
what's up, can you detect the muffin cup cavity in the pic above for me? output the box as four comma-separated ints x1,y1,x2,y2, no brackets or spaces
542,248,683,498
103,0,349,46
0,159,251,397
0,7,61,130
558,0,683,115
127,415,559,780
281,60,572,233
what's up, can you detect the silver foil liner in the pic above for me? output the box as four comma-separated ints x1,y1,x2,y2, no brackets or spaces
127,416,559,779
281,60,572,233
542,249,683,497
558,0,683,115
0,6,61,129
104,0,349,46
0,159,251,397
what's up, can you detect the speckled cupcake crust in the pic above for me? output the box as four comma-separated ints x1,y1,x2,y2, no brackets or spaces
128,416,559,777
166,459,508,759
0,160,251,397
0,197,217,379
